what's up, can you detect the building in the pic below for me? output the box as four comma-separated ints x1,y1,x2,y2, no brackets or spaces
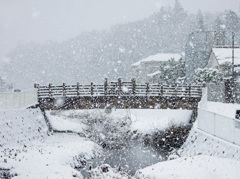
205,46,240,103
206,46,240,81
206,46,240,72
131,53,182,83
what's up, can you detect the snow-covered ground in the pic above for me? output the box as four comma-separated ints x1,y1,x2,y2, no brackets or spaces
136,96,240,179
1,106,240,178
179,126,240,161
0,108,101,178
135,123,240,178
0,109,48,147
1,108,192,178
47,109,192,135
135,155,240,179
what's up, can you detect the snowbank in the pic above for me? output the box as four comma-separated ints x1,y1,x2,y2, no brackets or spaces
0,108,101,178
8,134,100,179
136,124,240,178
3,106,239,178
0,108,48,147
178,127,240,161
47,109,192,136
124,109,192,134
135,155,240,179
46,111,87,133
134,92,240,179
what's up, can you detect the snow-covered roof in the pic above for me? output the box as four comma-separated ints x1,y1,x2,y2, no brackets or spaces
147,71,160,77
212,47,240,65
131,53,182,66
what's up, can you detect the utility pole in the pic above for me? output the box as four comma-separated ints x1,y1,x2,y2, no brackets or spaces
231,32,235,103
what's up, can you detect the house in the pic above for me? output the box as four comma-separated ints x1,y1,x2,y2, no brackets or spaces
147,71,161,84
206,46,240,73
131,53,182,83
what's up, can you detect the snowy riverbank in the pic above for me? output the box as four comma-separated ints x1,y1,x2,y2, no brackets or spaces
0,108,100,178
1,108,192,178
1,107,240,178
47,108,192,135
136,99,240,179
136,124,240,179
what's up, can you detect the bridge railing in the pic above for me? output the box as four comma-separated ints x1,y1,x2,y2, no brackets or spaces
34,79,203,98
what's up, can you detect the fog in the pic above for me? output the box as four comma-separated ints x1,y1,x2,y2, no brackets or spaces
0,0,239,61
0,0,240,89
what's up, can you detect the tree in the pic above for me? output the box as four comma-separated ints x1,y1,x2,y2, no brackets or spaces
214,17,225,45
224,10,240,43
196,10,205,32
225,10,240,33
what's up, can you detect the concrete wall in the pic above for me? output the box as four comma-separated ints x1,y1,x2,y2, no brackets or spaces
197,108,240,145
197,88,240,146
0,88,37,109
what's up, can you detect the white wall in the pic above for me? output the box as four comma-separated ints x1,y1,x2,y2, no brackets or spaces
197,108,240,145
0,88,38,109
197,88,240,146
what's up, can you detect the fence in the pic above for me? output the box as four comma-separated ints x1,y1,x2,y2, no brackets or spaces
35,79,203,99
0,89,38,109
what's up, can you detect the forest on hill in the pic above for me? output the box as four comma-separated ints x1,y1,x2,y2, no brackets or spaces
1,0,240,89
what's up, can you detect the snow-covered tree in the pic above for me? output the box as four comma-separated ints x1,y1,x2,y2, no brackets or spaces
2,2,239,89
159,58,185,84
224,10,240,44
192,68,230,84
225,10,240,33
196,10,205,31
214,17,226,45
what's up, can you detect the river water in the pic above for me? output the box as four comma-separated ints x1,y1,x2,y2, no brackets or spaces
0,168,11,179
80,140,168,177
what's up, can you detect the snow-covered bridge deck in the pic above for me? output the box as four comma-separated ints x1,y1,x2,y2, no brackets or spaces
35,79,203,110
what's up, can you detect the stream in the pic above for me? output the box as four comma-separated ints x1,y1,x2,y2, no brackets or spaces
80,140,169,177
0,168,11,179
49,110,188,177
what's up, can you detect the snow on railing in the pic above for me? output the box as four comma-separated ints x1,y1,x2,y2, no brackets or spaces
35,79,203,99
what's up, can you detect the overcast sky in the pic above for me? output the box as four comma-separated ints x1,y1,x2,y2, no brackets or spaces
0,0,239,61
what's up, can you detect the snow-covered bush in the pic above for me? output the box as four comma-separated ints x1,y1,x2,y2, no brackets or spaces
158,58,186,84
52,110,132,149
88,164,130,179
82,110,132,149
139,123,192,151
193,67,230,84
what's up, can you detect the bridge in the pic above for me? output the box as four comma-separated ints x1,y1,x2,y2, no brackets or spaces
34,79,203,110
